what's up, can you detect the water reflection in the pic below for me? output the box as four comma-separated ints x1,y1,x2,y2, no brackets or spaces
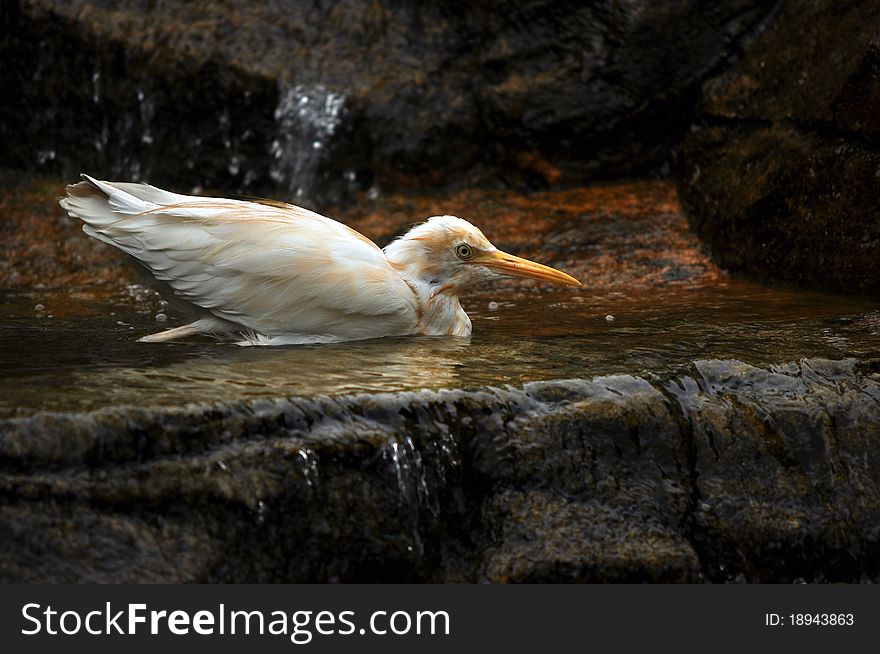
1,279,878,417
93,336,472,402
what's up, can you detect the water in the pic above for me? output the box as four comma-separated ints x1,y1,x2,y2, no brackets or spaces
270,82,347,201
1,281,878,418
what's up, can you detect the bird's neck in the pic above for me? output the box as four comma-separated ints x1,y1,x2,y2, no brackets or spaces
395,267,472,338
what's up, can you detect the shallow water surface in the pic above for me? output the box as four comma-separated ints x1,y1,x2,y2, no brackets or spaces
1,280,878,418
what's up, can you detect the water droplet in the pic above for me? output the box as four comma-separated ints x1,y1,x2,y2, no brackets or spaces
605,314,615,322
155,313,167,322
91,70,101,104
228,155,241,176
255,499,267,525
34,304,44,311
488,301,499,311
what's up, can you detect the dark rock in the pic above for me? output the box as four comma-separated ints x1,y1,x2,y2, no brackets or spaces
0,0,776,202
666,358,880,582
674,0,880,295
479,492,701,583
474,375,700,582
2,358,879,582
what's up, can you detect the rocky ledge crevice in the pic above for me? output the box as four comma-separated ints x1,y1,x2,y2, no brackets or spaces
2,357,879,583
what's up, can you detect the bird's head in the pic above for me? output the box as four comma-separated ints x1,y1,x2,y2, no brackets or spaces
384,215,581,294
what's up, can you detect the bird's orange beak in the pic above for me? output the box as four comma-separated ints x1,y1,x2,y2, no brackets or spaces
473,250,581,286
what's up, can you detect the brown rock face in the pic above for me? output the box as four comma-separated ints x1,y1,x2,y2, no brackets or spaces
0,173,721,300
674,0,880,295
0,0,776,202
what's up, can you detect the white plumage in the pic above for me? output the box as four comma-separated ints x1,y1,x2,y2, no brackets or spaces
60,175,580,345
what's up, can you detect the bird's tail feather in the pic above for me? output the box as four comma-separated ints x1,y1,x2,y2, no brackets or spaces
59,174,157,225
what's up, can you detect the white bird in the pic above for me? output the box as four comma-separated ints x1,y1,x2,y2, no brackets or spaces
60,174,580,345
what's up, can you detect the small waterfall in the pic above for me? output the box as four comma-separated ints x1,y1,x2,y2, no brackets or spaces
270,81,348,202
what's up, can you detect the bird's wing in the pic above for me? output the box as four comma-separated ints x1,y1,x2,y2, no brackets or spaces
60,176,419,340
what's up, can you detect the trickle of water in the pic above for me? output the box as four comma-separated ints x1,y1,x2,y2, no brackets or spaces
36,150,55,165
432,428,461,489
91,70,101,104
255,499,267,525
137,88,156,147
95,121,109,155
297,448,319,489
381,436,432,556
269,81,347,201
387,440,409,501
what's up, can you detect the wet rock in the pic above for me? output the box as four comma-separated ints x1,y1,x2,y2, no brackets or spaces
474,375,700,582
0,0,776,201
480,492,700,583
2,358,879,582
674,0,880,295
665,358,880,582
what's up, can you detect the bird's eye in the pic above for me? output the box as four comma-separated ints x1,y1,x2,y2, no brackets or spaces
455,243,474,259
